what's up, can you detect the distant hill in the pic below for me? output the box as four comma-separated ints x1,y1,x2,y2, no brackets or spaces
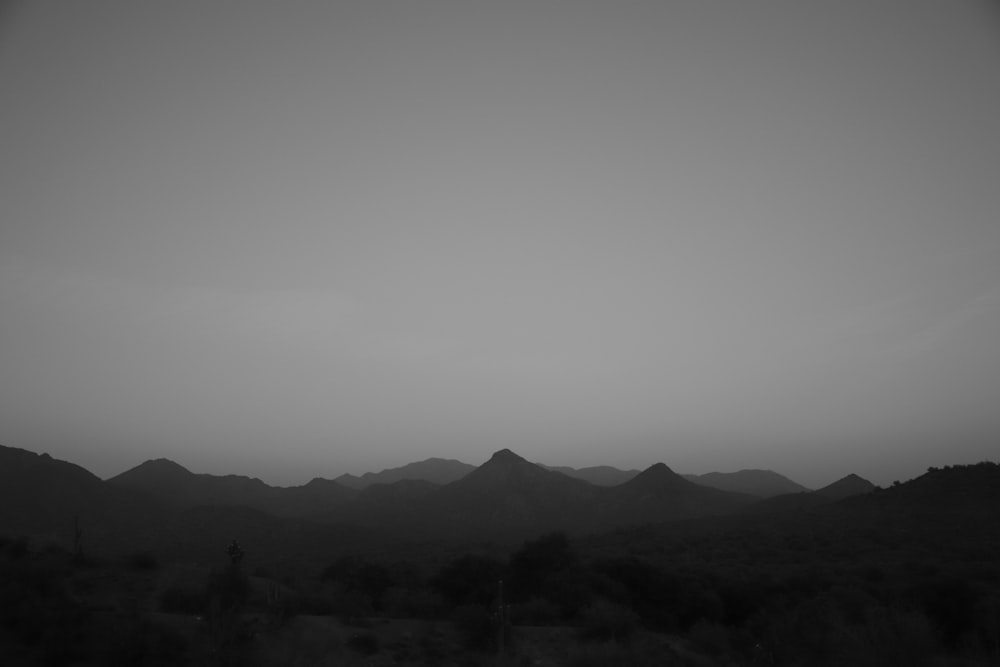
424,449,602,540
108,458,356,517
414,451,755,540
601,463,756,524
743,472,875,515
683,469,809,497
833,463,1000,532
335,458,475,489
0,445,386,566
12,442,993,566
0,444,167,553
814,473,875,500
540,464,640,486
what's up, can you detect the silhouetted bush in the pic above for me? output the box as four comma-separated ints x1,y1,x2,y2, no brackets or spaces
5,536,29,559
288,591,337,616
100,614,187,667
565,635,674,667
159,585,205,614
346,631,380,655
509,532,576,600
578,599,639,643
432,554,505,607
206,564,249,611
382,585,446,619
452,604,495,651
127,550,159,571
911,575,982,648
511,597,562,625
321,554,396,611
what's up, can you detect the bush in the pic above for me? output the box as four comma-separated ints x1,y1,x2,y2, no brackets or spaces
565,635,675,667
432,554,505,607
127,551,158,571
346,632,380,655
453,604,496,651
382,585,446,619
100,614,187,667
512,597,562,626
205,565,249,611
159,585,205,614
579,599,640,643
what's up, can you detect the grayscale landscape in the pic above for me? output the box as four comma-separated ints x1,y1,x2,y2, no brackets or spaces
2,1,999,665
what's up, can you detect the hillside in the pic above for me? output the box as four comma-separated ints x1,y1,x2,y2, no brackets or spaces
335,457,475,489
741,471,876,515
539,464,640,486
423,449,603,540
683,468,809,497
601,462,756,524
0,444,167,554
109,458,356,517
813,473,876,500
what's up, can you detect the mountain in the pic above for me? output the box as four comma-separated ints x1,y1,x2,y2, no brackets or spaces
0,444,167,553
335,458,475,489
417,452,757,540
602,463,756,524
422,449,603,539
540,464,640,486
108,458,355,517
742,472,876,515
683,469,809,497
814,473,875,500
106,449,762,540
772,463,1000,553
836,463,999,528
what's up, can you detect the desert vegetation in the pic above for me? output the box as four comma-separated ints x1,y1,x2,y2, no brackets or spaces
3,446,999,666
4,477,1000,667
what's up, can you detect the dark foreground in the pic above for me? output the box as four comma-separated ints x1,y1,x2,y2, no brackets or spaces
2,500,999,667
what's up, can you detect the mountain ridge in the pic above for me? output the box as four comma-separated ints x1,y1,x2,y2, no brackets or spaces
6,443,991,554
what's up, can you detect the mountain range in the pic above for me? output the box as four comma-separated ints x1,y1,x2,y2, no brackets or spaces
333,458,475,490
7,442,1000,578
0,442,929,562
327,457,813,496
682,469,809,497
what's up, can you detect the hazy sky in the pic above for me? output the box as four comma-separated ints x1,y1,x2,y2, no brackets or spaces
2,1,999,488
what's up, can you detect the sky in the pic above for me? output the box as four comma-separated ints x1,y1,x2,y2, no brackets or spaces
2,1,999,489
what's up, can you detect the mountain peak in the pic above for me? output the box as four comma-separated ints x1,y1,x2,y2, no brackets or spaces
623,462,685,491
487,448,527,465
145,458,191,472
111,457,192,482
815,473,875,500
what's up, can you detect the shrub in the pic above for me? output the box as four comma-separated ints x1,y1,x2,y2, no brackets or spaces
205,565,249,611
159,585,205,614
127,551,159,571
432,554,505,607
579,599,640,643
346,632,380,655
453,604,496,651
512,597,562,626
100,614,187,667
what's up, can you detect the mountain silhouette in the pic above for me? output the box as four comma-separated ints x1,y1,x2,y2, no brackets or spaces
602,462,755,523
421,449,603,539
813,473,875,500
7,442,995,563
109,458,355,517
540,464,640,486
335,457,475,489
0,444,167,553
683,469,809,497
742,472,875,515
